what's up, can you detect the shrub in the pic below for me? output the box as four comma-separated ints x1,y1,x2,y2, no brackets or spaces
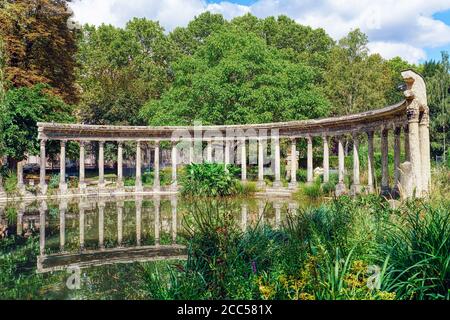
4,170,17,195
181,163,241,197
48,174,59,189
296,169,307,183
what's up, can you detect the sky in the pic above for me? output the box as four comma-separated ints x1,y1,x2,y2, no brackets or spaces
70,0,450,64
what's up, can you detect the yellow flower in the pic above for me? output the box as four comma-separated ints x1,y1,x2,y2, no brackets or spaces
377,291,396,300
299,293,315,300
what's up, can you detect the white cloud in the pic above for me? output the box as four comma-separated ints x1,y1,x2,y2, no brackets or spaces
70,0,450,63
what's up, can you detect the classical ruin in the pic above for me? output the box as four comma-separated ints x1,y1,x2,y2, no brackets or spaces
0,70,431,201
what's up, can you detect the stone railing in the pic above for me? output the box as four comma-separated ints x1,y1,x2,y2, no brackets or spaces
0,70,431,200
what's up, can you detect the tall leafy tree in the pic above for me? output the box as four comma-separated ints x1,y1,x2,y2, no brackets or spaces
0,0,79,104
76,18,177,125
324,29,393,115
141,29,330,126
425,52,450,160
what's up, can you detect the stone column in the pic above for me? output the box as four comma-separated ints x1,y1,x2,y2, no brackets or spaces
39,140,47,195
98,201,105,249
207,139,213,162
351,133,361,195
407,110,423,197
79,142,87,191
135,141,143,192
336,136,347,196
117,201,124,247
39,201,46,256
171,197,177,244
59,200,67,252
79,201,85,250
273,135,282,188
419,112,431,195
307,136,314,184
393,127,402,196
117,142,124,189
258,137,265,188
154,197,160,246
224,139,231,171
154,140,160,191
0,172,5,198
98,141,105,189
381,128,390,196
404,125,410,162
17,203,24,236
323,135,330,184
17,160,25,195
367,131,375,193
289,138,298,189
136,197,142,246
171,140,178,191
59,140,67,193
240,137,247,182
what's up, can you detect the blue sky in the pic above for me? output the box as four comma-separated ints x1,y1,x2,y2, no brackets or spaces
71,0,450,64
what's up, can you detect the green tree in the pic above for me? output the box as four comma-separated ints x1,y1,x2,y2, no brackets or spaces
425,52,450,160
0,84,74,168
141,29,330,126
76,19,177,125
324,29,393,116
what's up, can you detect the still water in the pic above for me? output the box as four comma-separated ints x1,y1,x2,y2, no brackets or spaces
1,195,311,298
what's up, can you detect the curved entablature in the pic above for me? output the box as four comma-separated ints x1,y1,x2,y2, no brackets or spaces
38,100,408,141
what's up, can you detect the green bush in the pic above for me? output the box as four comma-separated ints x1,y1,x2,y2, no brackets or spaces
48,174,59,190
181,163,241,197
296,169,307,183
4,170,17,195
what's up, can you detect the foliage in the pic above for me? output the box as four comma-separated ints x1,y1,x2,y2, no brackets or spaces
48,174,60,190
0,0,79,104
3,170,17,195
181,163,241,197
141,28,330,126
0,84,74,163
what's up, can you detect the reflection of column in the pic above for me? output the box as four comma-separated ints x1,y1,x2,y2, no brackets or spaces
207,139,213,162
381,128,390,196
240,138,247,182
336,137,347,195
241,204,248,232
171,197,177,244
59,200,67,252
273,135,282,188
59,140,67,193
39,140,47,195
189,140,194,164
39,201,47,256
274,202,281,229
17,203,25,236
136,141,143,192
393,127,401,196
351,134,361,195
367,131,375,193
117,142,124,189
79,203,85,250
258,201,265,225
79,142,87,190
323,135,330,183
171,141,178,191
154,197,160,246
98,201,105,249
307,136,314,184
258,137,265,188
98,141,105,189
117,201,124,247
136,198,142,246
154,140,160,191
17,160,25,195
289,138,298,189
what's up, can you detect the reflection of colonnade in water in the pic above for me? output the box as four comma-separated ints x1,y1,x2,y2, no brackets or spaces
33,196,297,273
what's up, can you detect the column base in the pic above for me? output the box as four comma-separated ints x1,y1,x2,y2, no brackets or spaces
273,181,283,189
257,181,266,190
350,184,361,196
381,186,391,197
288,182,298,190
391,185,401,199
153,184,161,192
335,183,347,196
39,184,48,196
170,183,178,192
135,185,144,193
367,184,375,194
59,183,68,194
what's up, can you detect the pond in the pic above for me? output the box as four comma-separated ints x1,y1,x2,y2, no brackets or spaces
0,195,317,299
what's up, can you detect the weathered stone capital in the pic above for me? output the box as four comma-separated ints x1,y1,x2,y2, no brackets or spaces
99,141,105,147
40,139,47,146
394,127,402,136
367,131,375,139
407,108,420,123
60,140,67,147
117,141,123,147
